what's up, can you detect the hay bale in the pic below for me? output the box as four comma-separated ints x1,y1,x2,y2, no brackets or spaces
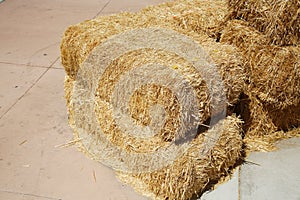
221,20,300,109
65,69,243,198
233,92,300,152
116,116,243,200
61,3,244,158
61,4,244,105
226,0,300,46
220,20,300,151
61,0,233,77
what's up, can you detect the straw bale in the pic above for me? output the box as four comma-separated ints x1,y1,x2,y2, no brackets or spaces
61,0,230,75
232,89,300,152
220,20,300,109
61,1,245,152
233,92,300,152
116,115,243,200
63,34,243,154
227,0,300,46
61,6,244,105
220,20,300,151
65,71,243,198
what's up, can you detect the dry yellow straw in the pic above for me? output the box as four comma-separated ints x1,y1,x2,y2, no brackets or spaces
220,20,300,151
61,1,245,199
227,0,300,46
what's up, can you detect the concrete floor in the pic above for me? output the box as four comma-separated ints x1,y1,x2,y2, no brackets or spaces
200,138,300,200
0,0,299,200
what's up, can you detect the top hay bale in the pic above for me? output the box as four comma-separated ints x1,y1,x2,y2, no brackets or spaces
227,0,300,46
61,0,244,105
61,0,245,151
61,0,230,77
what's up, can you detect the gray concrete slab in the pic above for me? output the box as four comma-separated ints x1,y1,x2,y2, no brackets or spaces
240,138,300,200
200,168,239,200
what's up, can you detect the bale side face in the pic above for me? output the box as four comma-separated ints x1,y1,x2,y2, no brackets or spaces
93,48,210,153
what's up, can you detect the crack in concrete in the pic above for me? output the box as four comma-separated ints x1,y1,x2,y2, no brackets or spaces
27,42,60,66
93,0,112,18
0,57,59,120
0,189,62,200
0,61,50,69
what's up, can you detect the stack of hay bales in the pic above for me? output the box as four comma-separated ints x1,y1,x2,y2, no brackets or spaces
221,0,300,151
61,0,300,198
61,0,246,199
